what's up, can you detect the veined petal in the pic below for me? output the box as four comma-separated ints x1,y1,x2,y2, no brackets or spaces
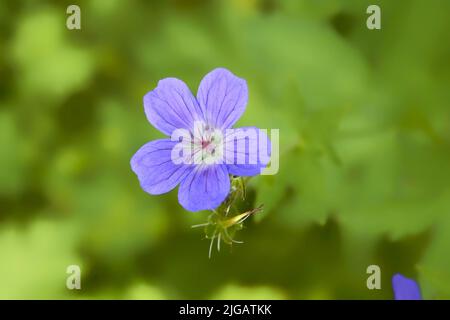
197,68,248,130
144,78,204,136
130,139,193,195
392,274,422,300
224,127,271,176
178,164,230,212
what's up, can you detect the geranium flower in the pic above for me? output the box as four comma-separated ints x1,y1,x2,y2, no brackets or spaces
131,68,270,212
392,273,422,300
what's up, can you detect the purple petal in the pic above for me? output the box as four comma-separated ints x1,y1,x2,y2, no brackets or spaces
130,139,193,195
392,273,422,300
197,68,248,130
224,127,271,176
144,78,204,136
178,164,230,212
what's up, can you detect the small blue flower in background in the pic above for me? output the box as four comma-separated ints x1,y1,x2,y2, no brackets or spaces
392,273,422,300
131,68,270,212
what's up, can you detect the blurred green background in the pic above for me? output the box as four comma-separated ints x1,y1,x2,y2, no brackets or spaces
1,0,450,299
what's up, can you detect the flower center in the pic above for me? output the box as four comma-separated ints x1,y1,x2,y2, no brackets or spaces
201,140,211,149
192,122,223,165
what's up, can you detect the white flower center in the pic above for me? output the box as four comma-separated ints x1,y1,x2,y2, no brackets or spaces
192,123,223,165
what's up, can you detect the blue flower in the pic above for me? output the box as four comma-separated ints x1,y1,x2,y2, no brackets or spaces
131,68,271,212
392,273,422,300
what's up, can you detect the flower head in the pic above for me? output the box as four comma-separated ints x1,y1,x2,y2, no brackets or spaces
392,273,422,300
131,68,271,212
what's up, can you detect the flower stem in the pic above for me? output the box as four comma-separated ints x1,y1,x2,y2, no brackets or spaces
194,176,263,257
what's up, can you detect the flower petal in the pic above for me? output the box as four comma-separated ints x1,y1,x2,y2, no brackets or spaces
130,139,193,195
178,164,230,212
197,68,248,129
224,127,271,176
144,78,204,135
392,273,422,300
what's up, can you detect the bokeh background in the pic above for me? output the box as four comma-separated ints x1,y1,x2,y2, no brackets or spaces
1,0,450,299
